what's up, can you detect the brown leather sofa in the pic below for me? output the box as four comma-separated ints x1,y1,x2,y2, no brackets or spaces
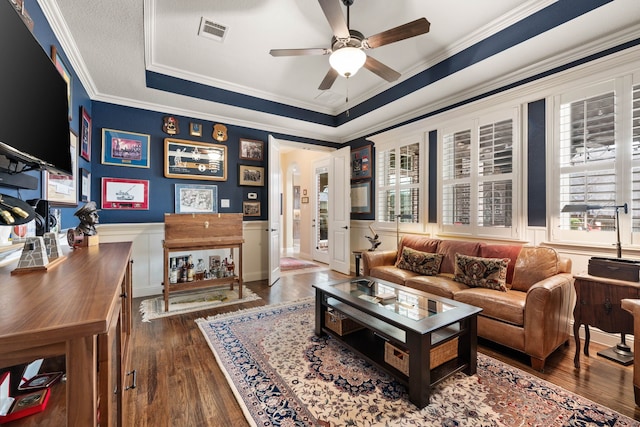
362,235,574,371
622,298,640,406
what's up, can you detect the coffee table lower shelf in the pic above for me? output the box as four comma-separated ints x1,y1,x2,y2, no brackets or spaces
321,325,469,390
316,295,479,408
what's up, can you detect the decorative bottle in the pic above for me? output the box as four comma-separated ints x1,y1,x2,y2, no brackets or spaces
187,255,195,282
179,259,187,283
169,258,178,284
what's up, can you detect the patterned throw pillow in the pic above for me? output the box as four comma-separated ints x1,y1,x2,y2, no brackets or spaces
397,247,443,276
453,254,510,292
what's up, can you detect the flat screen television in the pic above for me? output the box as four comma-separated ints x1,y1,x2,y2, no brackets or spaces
0,0,72,177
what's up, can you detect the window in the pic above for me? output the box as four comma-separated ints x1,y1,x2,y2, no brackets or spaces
553,76,640,247
440,110,518,238
376,141,422,225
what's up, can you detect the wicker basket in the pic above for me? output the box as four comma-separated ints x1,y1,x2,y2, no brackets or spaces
384,338,458,375
325,310,364,336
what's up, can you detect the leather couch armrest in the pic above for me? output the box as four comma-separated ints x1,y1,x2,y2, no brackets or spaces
523,273,574,360
362,250,397,276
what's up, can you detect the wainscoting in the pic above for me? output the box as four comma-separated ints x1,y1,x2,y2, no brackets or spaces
97,221,267,298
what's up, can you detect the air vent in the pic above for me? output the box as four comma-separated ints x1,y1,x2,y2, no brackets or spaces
198,17,228,42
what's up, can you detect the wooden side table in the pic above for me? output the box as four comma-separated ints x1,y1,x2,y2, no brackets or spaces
573,273,640,368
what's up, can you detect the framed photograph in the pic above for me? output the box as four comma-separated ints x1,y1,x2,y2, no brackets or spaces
351,181,371,214
174,184,218,213
189,122,202,137
239,165,264,186
351,144,372,180
102,128,150,168
43,129,77,206
79,167,90,203
51,45,72,121
101,177,149,210
239,138,264,161
164,138,227,181
79,106,91,161
243,201,261,217
18,372,63,391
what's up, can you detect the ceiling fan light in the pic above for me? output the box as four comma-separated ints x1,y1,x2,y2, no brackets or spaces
329,47,366,78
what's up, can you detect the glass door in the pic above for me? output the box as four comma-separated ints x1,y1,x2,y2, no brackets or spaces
313,165,329,264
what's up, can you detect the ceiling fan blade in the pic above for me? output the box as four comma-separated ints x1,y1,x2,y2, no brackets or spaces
364,56,401,82
318,0,349,39
270,48,330,57
318,68,339,90
364,18,431,49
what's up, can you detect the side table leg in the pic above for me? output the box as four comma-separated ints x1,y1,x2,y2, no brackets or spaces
584,325,590,356
573,322,581,368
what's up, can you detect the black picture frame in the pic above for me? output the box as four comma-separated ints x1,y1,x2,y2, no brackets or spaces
351,145,372,180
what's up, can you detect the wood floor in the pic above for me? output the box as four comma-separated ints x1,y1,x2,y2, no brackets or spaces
124,269,640,426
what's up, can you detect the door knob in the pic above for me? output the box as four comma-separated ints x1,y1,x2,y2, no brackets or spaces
342,226,348,229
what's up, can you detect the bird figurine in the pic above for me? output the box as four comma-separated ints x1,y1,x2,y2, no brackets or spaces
365,234,381,251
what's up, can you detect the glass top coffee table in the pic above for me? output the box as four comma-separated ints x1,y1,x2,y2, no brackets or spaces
313,276,482,408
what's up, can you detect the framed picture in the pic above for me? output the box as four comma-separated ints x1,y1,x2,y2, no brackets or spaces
101,177,149,210
243,201,261,217
351,144,372,180
174,184,218,213
239,138,264,161
189,122,202,137
79,106,91,161
239,165,264,186
351,181,371,214
79,167,90,203
51,46,72,121
164,138,227,181
43,129,77,206
102,128,150,168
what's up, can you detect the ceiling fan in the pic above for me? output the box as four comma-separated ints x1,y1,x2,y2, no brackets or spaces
269,0,430,90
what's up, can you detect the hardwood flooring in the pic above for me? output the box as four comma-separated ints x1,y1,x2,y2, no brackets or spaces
124,269,640,426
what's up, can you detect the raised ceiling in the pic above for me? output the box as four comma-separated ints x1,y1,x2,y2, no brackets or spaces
45,0,640,144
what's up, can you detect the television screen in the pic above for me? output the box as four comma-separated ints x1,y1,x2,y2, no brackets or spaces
0,0,72,176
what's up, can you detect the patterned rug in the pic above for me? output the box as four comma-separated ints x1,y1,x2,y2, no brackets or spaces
196,298,639,427
139,286,260,322
280,257,320,271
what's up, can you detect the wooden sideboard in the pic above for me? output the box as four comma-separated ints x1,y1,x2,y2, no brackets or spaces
0,241,134,426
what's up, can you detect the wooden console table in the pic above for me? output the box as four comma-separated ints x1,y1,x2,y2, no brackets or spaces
0,241,133,426
573,273,640,368
163,213,244,312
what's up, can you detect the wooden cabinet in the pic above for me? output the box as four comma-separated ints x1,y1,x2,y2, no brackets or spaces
0,242,134,426
163,213,244,312
573,273,640,368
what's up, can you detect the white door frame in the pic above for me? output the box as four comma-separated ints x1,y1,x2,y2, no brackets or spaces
267,135,281,286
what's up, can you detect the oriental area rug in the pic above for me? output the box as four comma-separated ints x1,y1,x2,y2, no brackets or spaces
280,257,322,271
140,286,260,322
196,298,639,427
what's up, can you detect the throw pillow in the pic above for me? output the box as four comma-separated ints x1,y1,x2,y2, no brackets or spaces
397,247,443,276
453,254,510,292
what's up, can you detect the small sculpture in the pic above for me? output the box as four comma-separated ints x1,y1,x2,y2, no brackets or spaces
365,234,381,251
365,223,381,251
74,201,100,236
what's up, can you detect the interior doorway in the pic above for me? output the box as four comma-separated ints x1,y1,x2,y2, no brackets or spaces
278,143,331,263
